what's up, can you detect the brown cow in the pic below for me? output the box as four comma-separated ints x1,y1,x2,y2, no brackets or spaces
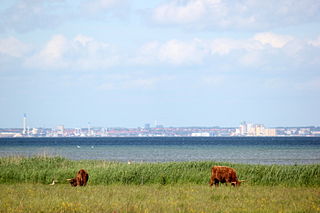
67,169,89,187
209,166,244,187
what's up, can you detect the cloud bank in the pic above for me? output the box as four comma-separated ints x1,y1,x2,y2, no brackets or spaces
149,0,320,30
0,32,319,72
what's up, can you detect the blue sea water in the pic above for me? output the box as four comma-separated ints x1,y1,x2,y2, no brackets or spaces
0,137,319,165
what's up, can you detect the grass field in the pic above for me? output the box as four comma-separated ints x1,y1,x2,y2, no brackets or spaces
0,156,320,212
0,184,319,213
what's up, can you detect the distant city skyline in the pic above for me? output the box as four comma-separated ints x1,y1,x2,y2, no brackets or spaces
1,113,319,129
1,1,320,128
1,121,320,138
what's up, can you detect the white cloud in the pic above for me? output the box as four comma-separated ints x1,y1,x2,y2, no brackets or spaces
149,0,320,30
208,39,239,55
158,39,205,64
26,34,120,70
309,36,320,47
151,0,227,29
14,32,320,72
0,0,131,33
152,0,211,24
0,37,30,57
74,35,94,46
207,33,297,67
134,39,206,65
41,35,67,60
254,32,293,48
208,38,262,55
132,33,300,67
132,32,298,68
81,0,130,18
0,0,64,33
133,41,160,65
26,35,68,68
84,0,128,12
98,75,174,90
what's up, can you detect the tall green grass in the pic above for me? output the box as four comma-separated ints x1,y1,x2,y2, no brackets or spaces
0,156,319,186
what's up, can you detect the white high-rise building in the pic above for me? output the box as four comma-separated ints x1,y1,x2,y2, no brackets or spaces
239,121,248,135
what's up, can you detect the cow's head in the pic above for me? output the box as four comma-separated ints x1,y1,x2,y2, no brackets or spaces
231,180,245,186
67,178,77,187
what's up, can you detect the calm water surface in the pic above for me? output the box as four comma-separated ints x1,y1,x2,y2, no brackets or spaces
0,137,319,164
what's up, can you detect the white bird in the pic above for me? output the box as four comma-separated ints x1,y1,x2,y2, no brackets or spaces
77,145,81,149
49,180,58,185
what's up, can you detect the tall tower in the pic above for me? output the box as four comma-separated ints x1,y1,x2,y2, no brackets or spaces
88,122,91,136
23,113,27,135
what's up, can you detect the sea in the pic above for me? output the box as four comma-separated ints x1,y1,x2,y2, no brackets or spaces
0,137,319,165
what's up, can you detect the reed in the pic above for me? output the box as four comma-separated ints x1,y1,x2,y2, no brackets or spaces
0,156,319,186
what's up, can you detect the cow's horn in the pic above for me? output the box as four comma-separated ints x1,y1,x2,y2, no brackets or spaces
240,180,246,182
66,178,72,181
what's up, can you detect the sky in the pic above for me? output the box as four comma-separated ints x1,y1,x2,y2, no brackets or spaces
0,0,320,128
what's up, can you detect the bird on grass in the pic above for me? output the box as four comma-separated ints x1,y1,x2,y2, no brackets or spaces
49,180,58,185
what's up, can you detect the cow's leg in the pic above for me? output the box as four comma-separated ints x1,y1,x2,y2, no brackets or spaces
214,179,220,187
209,177,214,187
220,179,227,187
76,179,81,186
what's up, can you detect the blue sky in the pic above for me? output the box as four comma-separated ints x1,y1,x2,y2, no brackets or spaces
1,0,320,128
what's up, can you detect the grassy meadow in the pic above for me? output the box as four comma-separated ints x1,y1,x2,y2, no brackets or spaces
1,184,319,213
0,156,320,212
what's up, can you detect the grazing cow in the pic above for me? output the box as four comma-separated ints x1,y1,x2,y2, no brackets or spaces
209,166,244,187
67,169,89,187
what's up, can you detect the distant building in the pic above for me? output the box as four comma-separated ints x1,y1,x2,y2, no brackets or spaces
236,122,277,136
311,131,320,136
191,132,210,137
264,128,276,136
239,121,247,135
247,124,265,136
298,128,311,135
31,128,39,136
144,123,151,129
0,128,23,138
56,125,65,136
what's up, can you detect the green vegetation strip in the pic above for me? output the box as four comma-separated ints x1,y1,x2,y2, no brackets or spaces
1,156,319,186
